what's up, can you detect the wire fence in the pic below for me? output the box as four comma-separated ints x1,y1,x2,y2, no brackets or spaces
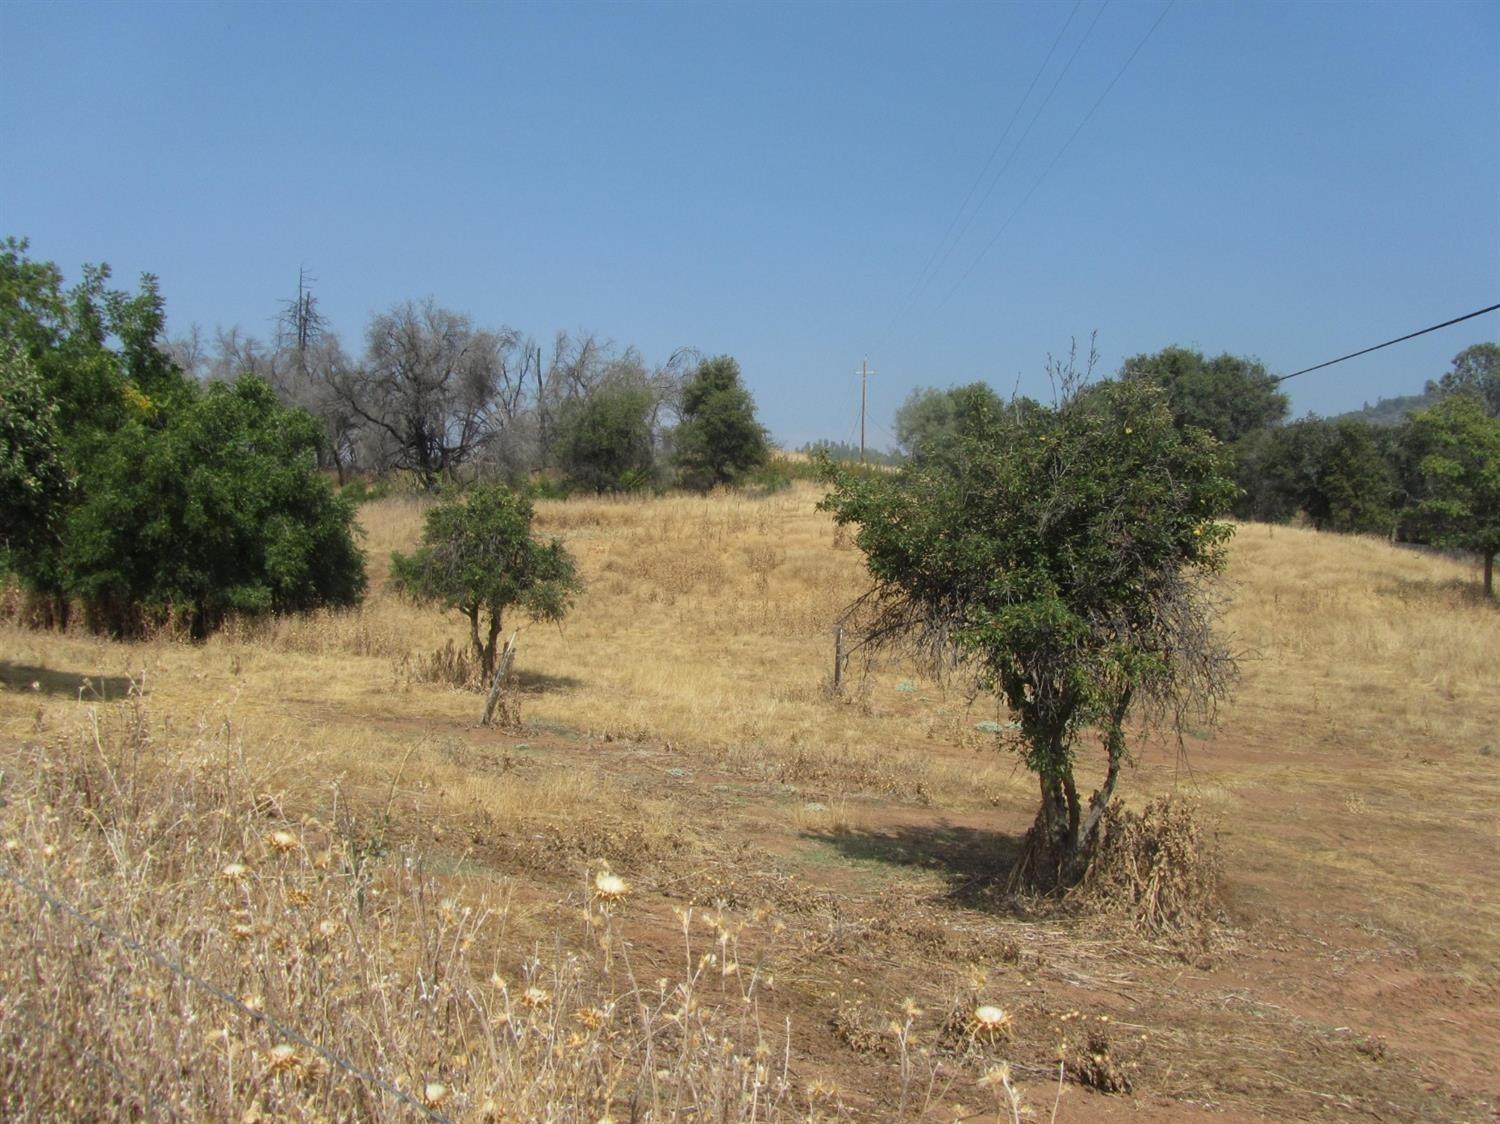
0,860,451,1123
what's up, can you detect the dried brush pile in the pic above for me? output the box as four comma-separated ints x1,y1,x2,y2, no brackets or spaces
0,696,794,1121
1073,796,1222,948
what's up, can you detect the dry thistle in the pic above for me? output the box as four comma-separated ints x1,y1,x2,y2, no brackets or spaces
593,871,629,902
266,829,300,854
970,1004,1013,1042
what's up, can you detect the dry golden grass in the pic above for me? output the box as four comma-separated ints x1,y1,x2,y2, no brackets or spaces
2,483,1497,1120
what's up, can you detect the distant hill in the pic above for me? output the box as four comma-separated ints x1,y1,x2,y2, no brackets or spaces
1330,390,1439,427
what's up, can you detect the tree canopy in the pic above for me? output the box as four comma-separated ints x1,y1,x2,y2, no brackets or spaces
1400,394,1500,597
1,238,366,634
391,484,581,678
821,377,1236,889
555,379,658,493
1426,342,1500,418
673,356,768,489
1120,346,1288,445
892,381,1009,466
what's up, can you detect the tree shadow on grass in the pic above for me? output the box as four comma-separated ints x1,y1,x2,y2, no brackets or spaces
0,662,137,701
512,669,584,693
1380,576,1494,609
804,821,1026,913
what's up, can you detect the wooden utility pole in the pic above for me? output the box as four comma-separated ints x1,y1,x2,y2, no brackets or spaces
857,357,874,464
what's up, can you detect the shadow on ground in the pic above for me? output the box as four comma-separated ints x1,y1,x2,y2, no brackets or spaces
1380,576,1494,608
0,662,137,701
513,669,584,693
805,821,1025,911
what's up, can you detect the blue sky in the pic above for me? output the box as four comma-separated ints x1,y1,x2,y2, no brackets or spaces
2,0,1496,449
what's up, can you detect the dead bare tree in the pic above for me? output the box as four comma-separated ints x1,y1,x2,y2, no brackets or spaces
333,299,520,487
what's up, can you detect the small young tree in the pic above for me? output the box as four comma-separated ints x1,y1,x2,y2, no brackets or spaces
1400,394,1500,597
673,356,768,490
391,484,581,679
822,376,1237,891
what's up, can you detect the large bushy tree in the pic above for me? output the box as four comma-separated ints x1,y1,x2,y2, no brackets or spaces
0,343,73,577
673,356,768,489
1,238,366,634
65,376,366,636
334,299,524,487
555,380,658,493
1121,346,1288,445
822,377,1236,890
1400,395,1500,597
1233,417,1397,534
391,484,580,678
893,382,1009,466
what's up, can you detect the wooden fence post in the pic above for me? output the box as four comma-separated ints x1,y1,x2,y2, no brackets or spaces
481,631,519,726
833,624,845,694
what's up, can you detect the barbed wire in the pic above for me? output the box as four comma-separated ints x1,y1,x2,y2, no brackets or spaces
0,861,451,1123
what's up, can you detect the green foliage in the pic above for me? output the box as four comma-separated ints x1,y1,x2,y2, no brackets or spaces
1,238,367,634
63,375,366,636
892,382,1008,466
795,440,901,467
1121,346,1288,444
1233,418,1397,534
555,381,658,493
391,484,581,678
822,378,1236,888
673,356,768,490
0,342,73,574
1332,390,1439,428
1426,342,1500,418
1400,395,1500,596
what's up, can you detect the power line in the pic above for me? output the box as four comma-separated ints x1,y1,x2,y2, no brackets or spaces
941,0,1174,307
1273,303,1500,383
877,1,1109,350
0,861,451,1123
892,1,1083,315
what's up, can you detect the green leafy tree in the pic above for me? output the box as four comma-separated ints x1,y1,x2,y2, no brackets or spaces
1233,418,1396,534
1426,342,1500,418
2,238,367,634
1121,346,1288,444
64,375,366,636
893,382,1010,466
391,484,581,678
555,380,658,492
0,343,73,577
1401,395,1500,597
673,356,768,489
821,378,1236,890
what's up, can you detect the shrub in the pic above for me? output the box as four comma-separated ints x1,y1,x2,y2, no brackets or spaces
64,375,366,636
390,484,580,680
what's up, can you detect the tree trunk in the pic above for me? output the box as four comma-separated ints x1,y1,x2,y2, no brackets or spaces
1486,551,1494,599
482,611,503,681
467,605,483,674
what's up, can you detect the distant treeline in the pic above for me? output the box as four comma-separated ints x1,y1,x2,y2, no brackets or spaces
885,342,1499,594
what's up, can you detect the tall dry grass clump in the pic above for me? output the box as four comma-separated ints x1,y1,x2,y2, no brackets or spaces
0,693,795,1121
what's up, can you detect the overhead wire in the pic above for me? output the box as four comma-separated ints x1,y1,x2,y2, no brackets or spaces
877,0,1111,351
940,0,1175,308
891,0,1083,315
1272,302,1500,383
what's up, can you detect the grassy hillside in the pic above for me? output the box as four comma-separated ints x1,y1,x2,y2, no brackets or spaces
3,482,1496,1120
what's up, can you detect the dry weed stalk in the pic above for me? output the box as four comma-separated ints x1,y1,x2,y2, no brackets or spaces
1072,796,1222,947
0,697,796,1120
